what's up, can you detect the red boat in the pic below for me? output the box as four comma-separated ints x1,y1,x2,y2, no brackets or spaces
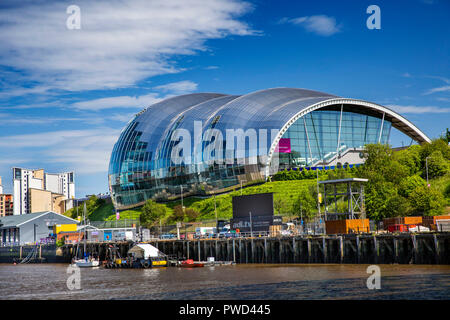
179,259,204,268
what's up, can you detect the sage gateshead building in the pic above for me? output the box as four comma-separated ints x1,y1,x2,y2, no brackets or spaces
108,88,430,210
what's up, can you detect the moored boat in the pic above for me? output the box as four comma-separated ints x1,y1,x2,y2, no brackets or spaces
178,259,204,268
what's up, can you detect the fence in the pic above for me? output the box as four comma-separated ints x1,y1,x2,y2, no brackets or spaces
88,219,140,229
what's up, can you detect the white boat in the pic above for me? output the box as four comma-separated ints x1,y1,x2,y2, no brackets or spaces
73,258,100,268
71,203,100,268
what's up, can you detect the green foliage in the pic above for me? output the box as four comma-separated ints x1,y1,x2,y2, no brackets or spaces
139,199,167,227
170,205,200,222
274,197,288,216
56,238,65,247
64,195,105,219
365,181,400,220
423,151,449,179
420,139,450,161
399,175,426,197
444,182,450,199
292,191,316,221
393,145,421,175
409,186,446,216
441,128,450,144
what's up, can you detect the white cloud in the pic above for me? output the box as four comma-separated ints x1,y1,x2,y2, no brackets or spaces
424,85,450,95
153,80,198,94
0,0,255,94
387,104,450,114
0,128,121,174
72,93,162,111
280,15,341,36
71,80,198,111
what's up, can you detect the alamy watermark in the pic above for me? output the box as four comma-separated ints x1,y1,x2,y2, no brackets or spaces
366,265,381,290
66,5,81,30
66,264,81,290
366,5,381,30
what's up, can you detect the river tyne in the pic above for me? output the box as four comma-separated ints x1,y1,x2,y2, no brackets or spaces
0,263,449,300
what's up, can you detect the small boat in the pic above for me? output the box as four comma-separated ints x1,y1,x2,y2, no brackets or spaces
179,259,204,268
73,258,100,268
71,203,100,268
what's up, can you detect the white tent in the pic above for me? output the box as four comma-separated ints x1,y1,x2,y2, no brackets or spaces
128,243,162,259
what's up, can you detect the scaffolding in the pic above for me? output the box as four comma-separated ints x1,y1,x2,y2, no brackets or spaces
319,178,368,221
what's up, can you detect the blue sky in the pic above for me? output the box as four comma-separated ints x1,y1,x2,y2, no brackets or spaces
0,0,449,197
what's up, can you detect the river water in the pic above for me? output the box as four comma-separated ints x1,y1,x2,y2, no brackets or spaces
0,263,449,300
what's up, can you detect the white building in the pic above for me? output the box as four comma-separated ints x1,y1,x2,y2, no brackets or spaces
12,168,75,215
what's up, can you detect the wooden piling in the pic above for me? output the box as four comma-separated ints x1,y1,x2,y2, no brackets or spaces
307,238,312,263
264,238,268,263
373,236,378,264
293,238,297,263
233,239,236,262
279,239,283,264
394,237,399,264
356,236,360,264
433,234,439,264
339,236,344,263
412,234,418,264
323,236,327,263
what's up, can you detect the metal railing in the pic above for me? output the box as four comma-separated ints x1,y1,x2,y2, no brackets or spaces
88,219,140,229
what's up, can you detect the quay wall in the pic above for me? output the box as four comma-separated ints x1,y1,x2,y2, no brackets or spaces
1,233,449,265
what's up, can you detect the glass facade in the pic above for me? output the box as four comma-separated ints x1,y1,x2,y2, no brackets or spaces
277,105,391,168
108,88,408,210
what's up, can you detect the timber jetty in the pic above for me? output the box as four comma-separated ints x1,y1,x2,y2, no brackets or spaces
56,232,450,265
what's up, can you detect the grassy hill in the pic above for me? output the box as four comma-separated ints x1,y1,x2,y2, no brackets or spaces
90,179,318,223
87,171,450,223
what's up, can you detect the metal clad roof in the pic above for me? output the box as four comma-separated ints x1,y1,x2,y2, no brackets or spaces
0,211,79,228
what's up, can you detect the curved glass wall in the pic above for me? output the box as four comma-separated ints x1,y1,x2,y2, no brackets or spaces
108,106,392,210
276,105,391,169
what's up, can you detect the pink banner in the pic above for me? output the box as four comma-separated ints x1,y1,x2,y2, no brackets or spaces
276,138,291,153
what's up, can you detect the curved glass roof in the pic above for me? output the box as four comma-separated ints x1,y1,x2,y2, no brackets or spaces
114,87,430,169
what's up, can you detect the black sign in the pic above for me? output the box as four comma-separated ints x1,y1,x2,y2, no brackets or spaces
231,216,282,232
232,193,274,218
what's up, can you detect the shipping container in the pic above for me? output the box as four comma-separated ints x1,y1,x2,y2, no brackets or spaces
404,217,422,225
420,215,450,228
325,219,370,235
383,216,423,229
53,224,77,234
387,224,409,233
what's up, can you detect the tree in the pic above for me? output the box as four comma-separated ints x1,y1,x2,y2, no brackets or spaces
424,151,449,179
274,197,287,216
393,145,421,175
364,181,400,221
444,182,450,199
420,139,450,162
172,205,200,222
292,191,316,222
139,199,167,227
409,186,446,216
399,175,426,198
